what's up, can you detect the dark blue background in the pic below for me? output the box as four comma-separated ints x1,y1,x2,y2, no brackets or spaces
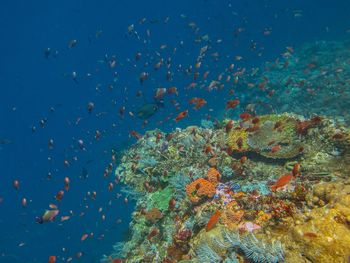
0,0,349,262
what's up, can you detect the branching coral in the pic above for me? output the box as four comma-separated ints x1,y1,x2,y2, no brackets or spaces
196,243,222,262
186,178,216,203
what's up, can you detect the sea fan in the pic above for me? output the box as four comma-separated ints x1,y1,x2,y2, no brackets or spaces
221,228,241,248
196,243,222,262
239,233,284,263
223,252,239,263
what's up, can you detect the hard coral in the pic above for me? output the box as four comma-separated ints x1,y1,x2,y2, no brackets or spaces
186,178,216,203
206,168,221,185
227,127,249,152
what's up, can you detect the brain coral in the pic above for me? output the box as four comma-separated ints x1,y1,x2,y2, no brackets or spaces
186,178,216,203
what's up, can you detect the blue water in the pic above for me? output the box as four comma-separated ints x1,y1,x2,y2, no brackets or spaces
0,0,349,262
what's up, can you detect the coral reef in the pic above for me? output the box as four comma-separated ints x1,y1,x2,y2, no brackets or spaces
104,113,350,262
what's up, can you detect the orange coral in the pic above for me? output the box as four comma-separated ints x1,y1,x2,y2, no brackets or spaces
144,208,163,223
222,210,244,231
206,168,221,185
186,178,216,203
255,211,272,225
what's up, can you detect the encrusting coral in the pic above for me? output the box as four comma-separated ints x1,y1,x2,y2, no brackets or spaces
186,178,216,203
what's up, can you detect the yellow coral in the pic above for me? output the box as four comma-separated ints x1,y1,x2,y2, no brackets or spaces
227,127,249,152
255,211,272,225
206,168,221,185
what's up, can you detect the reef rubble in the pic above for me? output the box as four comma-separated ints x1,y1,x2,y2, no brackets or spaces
102,113,350,263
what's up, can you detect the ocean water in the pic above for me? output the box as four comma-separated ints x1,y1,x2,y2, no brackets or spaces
0,0,350,262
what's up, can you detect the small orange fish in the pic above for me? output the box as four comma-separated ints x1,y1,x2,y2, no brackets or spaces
252,117,260,124
49,204,58,209
239,112,251,120
226,99,240,109
81,233,89,241
270,174,294,191
64,177,70,191
271,145,281,153
206,210,221,232
167,86,178,95
55,190,64,201
189,97,207,110
175,110,188,122
240,156,248,164
60,216,70,222
48,256,56,263
13,180,20,190
109,256,123,263
292,163,301,176
21,198,27,207
129,130,142,139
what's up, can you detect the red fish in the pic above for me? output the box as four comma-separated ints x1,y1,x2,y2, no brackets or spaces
48,256,56,263
167,86,178,95
239,112,251,120
271,145,281,153
226,99,240,109
270,174,294,191
129,130,142,139
175,110,188,122
240,156,248,164
55,190,64,201
189,97,207,110
292,163,301,176
64,177,70,191
206,210,221,232
81,233,89,241
13,180,20,190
